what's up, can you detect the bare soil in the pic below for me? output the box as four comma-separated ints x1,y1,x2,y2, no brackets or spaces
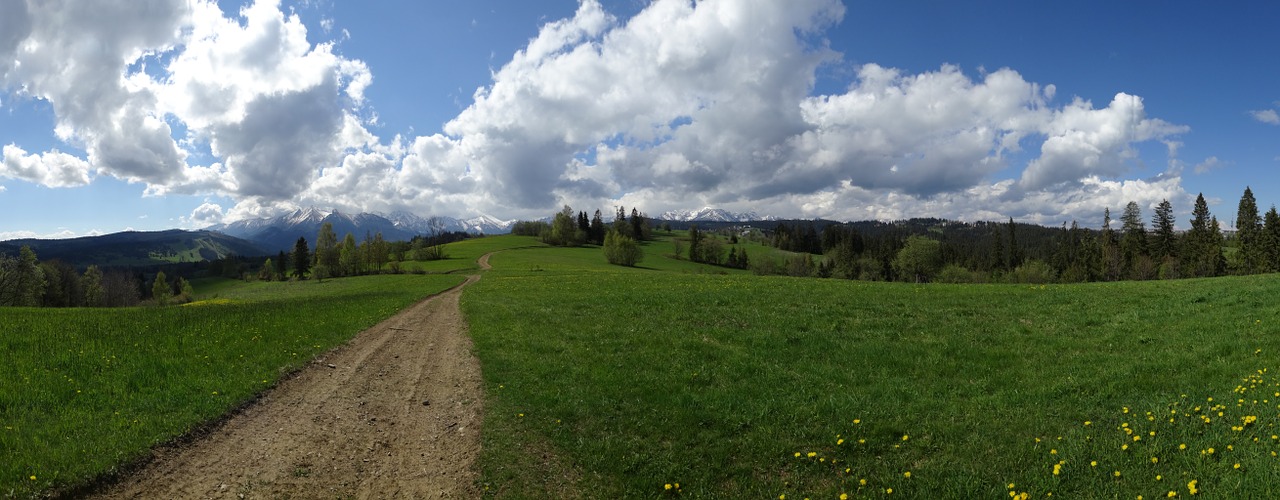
92,255,492,499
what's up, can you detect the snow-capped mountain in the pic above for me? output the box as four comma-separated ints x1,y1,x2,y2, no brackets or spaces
208,208,514,252
658,207,777,222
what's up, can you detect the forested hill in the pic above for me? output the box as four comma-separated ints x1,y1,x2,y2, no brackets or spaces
0,230,266,268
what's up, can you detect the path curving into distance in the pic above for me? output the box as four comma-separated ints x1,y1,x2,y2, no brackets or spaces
93,253,496,499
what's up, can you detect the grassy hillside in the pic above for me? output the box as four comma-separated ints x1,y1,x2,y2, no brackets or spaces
462,242,1280,498
1,273,467,497
0,230,266,267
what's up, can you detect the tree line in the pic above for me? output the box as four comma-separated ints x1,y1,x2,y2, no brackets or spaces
743,188,1271,283
0,245,193,307
0,218,477,307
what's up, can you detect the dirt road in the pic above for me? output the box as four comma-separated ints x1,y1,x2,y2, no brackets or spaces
93,255,493,499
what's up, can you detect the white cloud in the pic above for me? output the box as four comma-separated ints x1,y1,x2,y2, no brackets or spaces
188,201,225,226
1193,156,1223,175
1251,108,1280,125
1,144,92,187
0,0,1197,228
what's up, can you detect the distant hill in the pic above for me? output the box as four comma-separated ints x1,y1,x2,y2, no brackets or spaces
0,229,267,268
207,208,515,253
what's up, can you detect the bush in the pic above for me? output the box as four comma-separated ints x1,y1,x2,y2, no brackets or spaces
1010,259,1057,284
603,231,643,267
936,264,976,284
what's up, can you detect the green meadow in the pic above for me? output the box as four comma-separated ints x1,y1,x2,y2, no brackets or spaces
6,234,1280,498
463,236,1280,498
1,273,466,497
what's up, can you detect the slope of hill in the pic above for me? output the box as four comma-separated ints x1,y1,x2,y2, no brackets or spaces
0,229,266,267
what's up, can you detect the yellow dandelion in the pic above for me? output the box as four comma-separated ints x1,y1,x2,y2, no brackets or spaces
807,452,817,458
1167,492,1177,498
1233,463,1241,470
853,419,861,424
837,438,845,445
886,488,893,494
902,434,909,441
841,495,848,500
1114,470,1122,477
903,471,911,478
1179,443,1187,450
1151,457,1159,464
29,476,35,481
1091,461,1098,467
665,484,672,490
860,479,867,486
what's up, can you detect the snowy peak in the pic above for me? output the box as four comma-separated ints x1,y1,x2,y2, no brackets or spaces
207,207,514,253
659,207,776,222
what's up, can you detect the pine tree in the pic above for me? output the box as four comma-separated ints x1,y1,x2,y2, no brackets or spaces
1264,206,1280,272
1235,187,1263,274
589,210,606,245
1006,218,1022,270
274,250,289,279
292,237,311,279
1185,193,1221,277
1119,201,1147,276
1151,199,1177,261
1099,208,1122,281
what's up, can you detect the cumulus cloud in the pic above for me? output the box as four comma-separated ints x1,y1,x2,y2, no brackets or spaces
1,144,92,187
0,0,371,201
1252,108,1280,125
1,0,1196,227
188,201,225,226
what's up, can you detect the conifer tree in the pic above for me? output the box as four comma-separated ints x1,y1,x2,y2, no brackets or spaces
292,237,311,279
1151,199,1177,261
1264,206,1280,272
1234,186,1263,274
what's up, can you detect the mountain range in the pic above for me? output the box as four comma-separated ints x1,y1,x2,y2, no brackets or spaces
657,207,778,222
206,208,515,253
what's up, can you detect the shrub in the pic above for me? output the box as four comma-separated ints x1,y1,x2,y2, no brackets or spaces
603,231,643,267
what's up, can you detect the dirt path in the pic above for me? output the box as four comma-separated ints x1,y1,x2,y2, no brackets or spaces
93,254,495,499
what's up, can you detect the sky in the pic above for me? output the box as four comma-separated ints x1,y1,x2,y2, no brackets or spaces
1,0,1278,239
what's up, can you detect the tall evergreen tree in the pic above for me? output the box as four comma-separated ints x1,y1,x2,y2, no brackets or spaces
275,250,289,278
1006,218,1022,270
1151,199,1177,261
1185,193,1222,277
589,210,606,245
1099,208,1122,280
1119,201,1147,276
1264,206,1280,272
292,237,311,279
1234,186,1263,274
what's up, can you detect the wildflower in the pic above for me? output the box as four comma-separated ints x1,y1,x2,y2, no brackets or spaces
1114,470,1122,477
1084,420,1092,426
886,488,893,494
1233,463,1241,470
841,495,848,500
807,452,817,458
1122,444,1129,451
1151,457,1159,464
665,484,672,491
1187,479,1199,495
859,479,867,486
837,439,845,445
1167,492,1177,498
853,419,861,424
1157,475,1163,481
794,452,801,458
1091,461,1098,467
1179,443,1187,450
901,434,909,441
1008,483,1015,489
1052,463,1062,476
903,471,911,478
29,476,35,481
1050,449,1057,455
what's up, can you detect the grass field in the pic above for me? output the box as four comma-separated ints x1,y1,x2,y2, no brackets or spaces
0,273,466,497
462,244,1280,498
8,233,1280,498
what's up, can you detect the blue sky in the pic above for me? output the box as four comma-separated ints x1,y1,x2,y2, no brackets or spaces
1,0,1277,239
